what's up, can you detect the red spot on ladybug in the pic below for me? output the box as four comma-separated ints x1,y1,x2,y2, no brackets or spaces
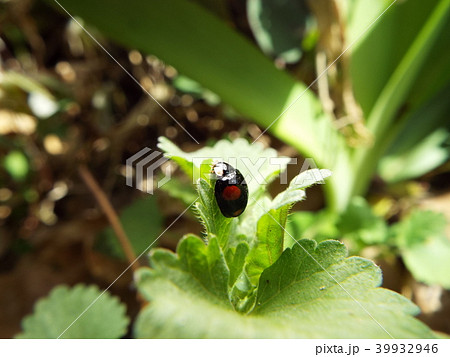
212,162,248,218
222,185,241,201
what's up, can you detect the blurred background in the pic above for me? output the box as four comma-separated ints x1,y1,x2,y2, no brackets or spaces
1,0,449,338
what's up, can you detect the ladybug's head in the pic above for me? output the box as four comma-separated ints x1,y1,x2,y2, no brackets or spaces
211,161,231,178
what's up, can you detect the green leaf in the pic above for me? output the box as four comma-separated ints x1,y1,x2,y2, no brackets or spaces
392,210,450,288
195,178,236,249
247,0,309,63
252,240,434,338
191,0,230,20
245,207,287,285
3,150,29,182
16,284,129,338
235,195,272,242
134,239,434,338
271,169,332,210
351,0,450,198
243,168,333,284
226,242,255,313
348,0,448,116
245,169,333,281
380,129,449,183
393,211,447,248
96,196,162,259
227,242,250,288
172,75,221,106
138,235,231,309
345,0,450,119
286,210,340,247
379,85,450,183
158,176,198,207
177,235,231,302
337,196,388,245
158,137,291,196
238,169,333,245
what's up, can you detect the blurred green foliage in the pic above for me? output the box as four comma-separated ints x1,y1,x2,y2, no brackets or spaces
96,196,163,259
16,284,129,339
52,0,450,212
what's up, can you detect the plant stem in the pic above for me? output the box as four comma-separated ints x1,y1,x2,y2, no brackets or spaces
78,164,140,271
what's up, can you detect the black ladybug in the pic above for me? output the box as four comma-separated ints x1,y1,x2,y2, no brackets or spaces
211,162,248,218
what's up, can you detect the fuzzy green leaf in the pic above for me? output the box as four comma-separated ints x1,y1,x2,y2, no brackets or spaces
245,207,287,285
245,169,332,283
235,195,272,242
239,169,332,246
271,169,332,210
252,240,434,338
225,242,256,313
137,235,231,309
160,136,298,251
16,284,129,339
177,235,230,301
227,242,250,288
134,238,434,338
158,137,291,196
195,178,236,248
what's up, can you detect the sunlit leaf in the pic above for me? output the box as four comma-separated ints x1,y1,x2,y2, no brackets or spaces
134,239,434,338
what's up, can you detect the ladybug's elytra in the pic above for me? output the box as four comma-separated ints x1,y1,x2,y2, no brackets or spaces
211,162,248,218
